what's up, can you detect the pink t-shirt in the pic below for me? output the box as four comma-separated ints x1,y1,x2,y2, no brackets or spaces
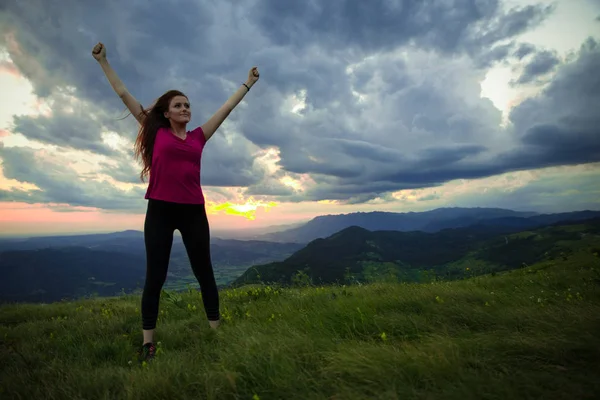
144,126,207,204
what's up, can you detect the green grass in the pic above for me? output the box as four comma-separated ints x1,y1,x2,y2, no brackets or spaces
2,250,600,400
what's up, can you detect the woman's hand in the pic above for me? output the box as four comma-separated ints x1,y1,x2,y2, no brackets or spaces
247,66,260,85
92,42,107,62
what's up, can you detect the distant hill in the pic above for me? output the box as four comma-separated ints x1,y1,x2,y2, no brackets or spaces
232,217,600,287
255,208,600,243
0,247,146,304
211,221,308,240
0,230,145,252
423,210,600,232
0,234,303,304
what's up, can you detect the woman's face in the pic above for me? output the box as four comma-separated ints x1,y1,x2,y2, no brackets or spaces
165,95,191,124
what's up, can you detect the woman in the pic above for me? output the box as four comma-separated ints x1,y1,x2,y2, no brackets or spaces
92,42,260,362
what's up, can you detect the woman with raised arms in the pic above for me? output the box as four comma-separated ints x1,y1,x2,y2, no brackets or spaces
92,42,260,362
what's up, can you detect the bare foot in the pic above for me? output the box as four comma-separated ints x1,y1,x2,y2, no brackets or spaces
209,319,221,329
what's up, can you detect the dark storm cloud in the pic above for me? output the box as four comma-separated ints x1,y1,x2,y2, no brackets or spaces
474,3,553,48
243,37,599,203
232,47,507,202
0,143,147,211
499,38,600,169
514,49,561,84
1,0,597,208
475,41,516,68
450,165,600,213
200,133,265,187
244,178,296,197
98,159,141,184
513,42,537,59
11,112,118,157
250,0,553,57
0,188,44,203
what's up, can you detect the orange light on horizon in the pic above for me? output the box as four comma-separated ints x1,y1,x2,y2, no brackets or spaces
206,198,278,220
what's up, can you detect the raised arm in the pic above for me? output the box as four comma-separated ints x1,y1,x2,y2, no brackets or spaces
92,42,145,125
201,67,260,142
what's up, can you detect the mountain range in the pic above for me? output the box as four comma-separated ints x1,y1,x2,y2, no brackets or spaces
2,207,599,304
232,217,600,287
254,208,600,243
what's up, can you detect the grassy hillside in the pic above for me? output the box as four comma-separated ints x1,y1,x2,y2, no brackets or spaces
233,219,600,287
1,241,599,399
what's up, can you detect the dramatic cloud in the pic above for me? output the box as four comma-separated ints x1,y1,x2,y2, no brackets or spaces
514,42,538,59
503,38,600,169
514,49,561,84
0,0,598,212
0,142,146,211
236,48,509,202
10,100,124,157
98,158,141,185
476,41,517,68
250,0,554,56
449,164,600,213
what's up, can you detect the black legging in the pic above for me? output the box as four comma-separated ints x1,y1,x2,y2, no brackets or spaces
141,198,220,330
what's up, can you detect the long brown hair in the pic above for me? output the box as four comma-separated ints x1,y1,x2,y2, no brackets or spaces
133,90,188,182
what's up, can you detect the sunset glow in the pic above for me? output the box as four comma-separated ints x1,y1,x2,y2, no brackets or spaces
207,198,278,221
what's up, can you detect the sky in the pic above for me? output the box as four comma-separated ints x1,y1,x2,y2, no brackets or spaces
0,0,599,237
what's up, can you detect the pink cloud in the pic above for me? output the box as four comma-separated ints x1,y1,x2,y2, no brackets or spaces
0,202,144,236
0,129,10,137
0,61,20,78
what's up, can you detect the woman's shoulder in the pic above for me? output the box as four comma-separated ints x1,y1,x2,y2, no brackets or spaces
156,126,170,135
188,126,204,135
189,126,206,143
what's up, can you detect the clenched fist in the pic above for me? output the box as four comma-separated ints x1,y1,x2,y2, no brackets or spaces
92,42,106,61
248,66,260,84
